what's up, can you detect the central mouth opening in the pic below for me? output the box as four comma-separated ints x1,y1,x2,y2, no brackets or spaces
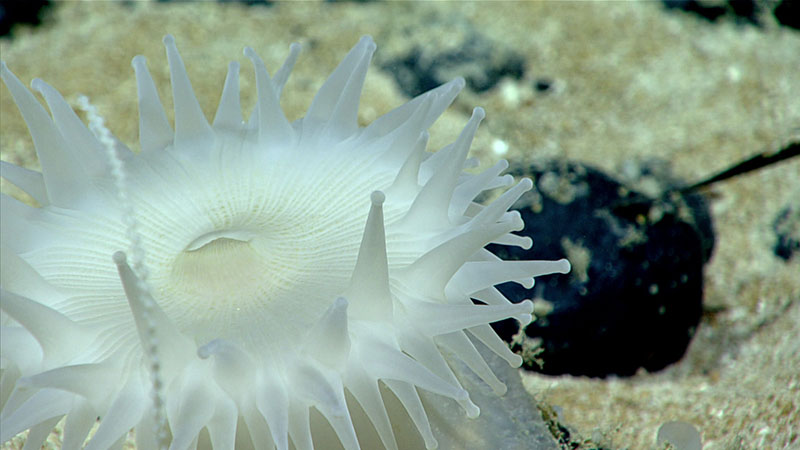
163,227,333,349
156,215,360,348
174,235,263,295
185,229,258,251
166,230,278,340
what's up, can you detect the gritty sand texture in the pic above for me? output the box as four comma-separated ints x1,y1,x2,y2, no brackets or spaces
1,2,798,449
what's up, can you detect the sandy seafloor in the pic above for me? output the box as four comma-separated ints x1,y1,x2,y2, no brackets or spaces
1,1,798,449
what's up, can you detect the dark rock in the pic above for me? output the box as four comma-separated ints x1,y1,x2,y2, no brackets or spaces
156,0,274,5
773,0,800,30
661,0,763,26
381,34,525,98
534,78,554,93
0,0,51,38
487,160,713,377
773,204,800,261
662,0,728,23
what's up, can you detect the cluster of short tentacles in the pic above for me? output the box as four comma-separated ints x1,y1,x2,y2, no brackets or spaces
0,35,569,449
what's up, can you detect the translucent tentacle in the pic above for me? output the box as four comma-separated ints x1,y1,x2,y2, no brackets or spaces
131,55,173,153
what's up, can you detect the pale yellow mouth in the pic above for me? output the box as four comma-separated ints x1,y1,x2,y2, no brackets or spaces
175,236,264,304
161,227,331,348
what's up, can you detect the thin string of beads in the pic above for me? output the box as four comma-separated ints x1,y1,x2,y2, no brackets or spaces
78,95,170,450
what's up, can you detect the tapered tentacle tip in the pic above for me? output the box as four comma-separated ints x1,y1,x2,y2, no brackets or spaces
425,438,439,450
517,299,535,324
332,296,349,309
358,35,376,50
556,258,571,274
509,212,525,231
370,190,385,205
460,396,480,419
30,78,45,92
131,55,146,69
197,338,228,359
112,251,127,265
243,46,256,59
163,34,175,46
0,61,20,91
472,107,486,121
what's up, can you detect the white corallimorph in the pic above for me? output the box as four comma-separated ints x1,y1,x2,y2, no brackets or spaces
0,35,570,449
